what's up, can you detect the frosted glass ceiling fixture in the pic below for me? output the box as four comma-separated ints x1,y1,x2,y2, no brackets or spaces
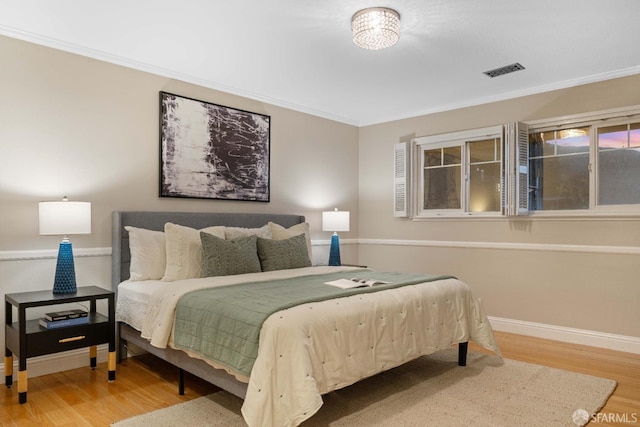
351,7,400,50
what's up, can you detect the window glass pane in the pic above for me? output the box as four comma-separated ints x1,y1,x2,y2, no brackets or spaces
596,122,640,206
423,166,461,209
529,154,589,210
556,127,590,155
630,123,640,148
598,125,627,150
469,139,495,163
443,146,461,165
598,148,640,205
469,162,501,212
529,133,544,158
424,149,441,167
529,131,555,157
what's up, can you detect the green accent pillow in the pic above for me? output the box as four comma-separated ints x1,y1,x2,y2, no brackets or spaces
200,232,261,277
257,234,312,272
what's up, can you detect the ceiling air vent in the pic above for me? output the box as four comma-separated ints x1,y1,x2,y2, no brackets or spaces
483,62,525,78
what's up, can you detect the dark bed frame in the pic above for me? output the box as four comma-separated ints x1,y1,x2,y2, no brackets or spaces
111,211,468,399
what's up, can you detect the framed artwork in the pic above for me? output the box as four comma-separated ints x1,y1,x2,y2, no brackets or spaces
159,91,270,202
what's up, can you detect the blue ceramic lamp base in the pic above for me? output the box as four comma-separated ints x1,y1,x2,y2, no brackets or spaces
328,233,342,266
53,240,77,294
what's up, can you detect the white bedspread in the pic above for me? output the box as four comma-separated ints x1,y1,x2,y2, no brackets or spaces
115,279,166,330
124,266,500,427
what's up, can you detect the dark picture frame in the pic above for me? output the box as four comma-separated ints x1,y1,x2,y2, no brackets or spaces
159,91,270,202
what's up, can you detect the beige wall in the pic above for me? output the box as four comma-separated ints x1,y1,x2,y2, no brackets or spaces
0,35,359,357
358,75,640,338
0,35,359,251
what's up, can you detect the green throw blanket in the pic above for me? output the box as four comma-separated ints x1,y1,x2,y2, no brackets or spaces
173,271,453,377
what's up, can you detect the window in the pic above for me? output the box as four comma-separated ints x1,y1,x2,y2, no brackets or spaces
468,138,502,213
528,127,590,211
596,122,640,206
414,126,503,217
527,116,640,214
423,145,462,210
406,107,640,218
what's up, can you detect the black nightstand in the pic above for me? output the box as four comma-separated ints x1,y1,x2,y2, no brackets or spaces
4,286,116,403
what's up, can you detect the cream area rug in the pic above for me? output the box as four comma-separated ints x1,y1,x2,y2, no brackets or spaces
112,349,616,427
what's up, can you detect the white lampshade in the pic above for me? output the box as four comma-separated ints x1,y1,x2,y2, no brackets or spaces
39,198,92,236
322,209,350,232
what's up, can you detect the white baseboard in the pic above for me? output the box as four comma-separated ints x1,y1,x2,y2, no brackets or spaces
489,316,640,354
1,345,109,385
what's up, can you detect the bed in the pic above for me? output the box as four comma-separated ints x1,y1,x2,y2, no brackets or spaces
112,211,500,427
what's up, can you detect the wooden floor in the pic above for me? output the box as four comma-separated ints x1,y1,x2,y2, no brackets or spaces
2,332,639,426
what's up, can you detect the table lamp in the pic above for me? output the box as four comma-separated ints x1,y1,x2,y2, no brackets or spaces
322,208,350,266
39,197,91,294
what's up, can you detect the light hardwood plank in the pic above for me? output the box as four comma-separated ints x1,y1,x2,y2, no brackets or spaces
1,332,638,426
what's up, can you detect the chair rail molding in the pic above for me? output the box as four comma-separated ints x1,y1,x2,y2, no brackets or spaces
358,238,640,255
0,247,112,262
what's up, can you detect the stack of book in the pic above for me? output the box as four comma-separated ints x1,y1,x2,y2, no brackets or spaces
39,309,89,329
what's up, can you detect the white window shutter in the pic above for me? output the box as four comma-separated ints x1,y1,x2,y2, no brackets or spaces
502,124,513,215
515,122,529,215
394,142,410,217
503,122,529,216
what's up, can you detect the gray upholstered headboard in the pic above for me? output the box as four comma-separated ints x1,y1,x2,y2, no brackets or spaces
111,211,306,289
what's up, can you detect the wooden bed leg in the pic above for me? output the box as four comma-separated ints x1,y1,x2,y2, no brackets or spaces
179,368,185,395
458,341,468,366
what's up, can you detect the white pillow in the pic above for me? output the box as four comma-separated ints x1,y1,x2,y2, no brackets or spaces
267,222,312,263
125,226,166,281
162,223,226,282
224,224,272,240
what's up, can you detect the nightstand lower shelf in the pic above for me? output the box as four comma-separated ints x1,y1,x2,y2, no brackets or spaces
4,286,116,403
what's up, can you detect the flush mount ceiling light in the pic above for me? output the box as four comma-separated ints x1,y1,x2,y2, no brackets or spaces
351,7,400,50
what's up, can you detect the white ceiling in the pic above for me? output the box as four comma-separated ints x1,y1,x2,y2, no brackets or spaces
1,0,639,126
